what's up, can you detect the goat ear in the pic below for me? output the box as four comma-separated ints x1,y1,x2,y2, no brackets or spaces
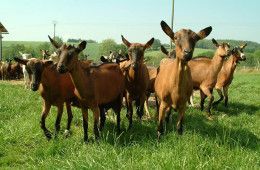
77,41,87,52
144,38,154,49
160,21,175,40
19,51,23,56
48,35,61,49
121,35,131,47
197,26,212,40
240,43,247,50
160,45,169,56
212,38,219,47
14,57,28,65
43,60,53,67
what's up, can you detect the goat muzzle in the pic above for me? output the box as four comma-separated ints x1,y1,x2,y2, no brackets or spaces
31,83,39,91
57,65,68,74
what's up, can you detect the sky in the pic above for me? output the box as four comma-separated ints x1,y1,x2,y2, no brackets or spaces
0,0,259,43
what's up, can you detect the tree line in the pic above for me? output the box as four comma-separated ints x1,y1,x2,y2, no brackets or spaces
2,37,260,68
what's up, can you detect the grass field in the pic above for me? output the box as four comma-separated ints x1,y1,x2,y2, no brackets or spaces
0,72,259,169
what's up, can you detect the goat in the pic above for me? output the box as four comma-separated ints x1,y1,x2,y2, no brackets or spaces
155,21,212,139
41,49,50,60
144,66,159,118
214,44,247,106
121,35,154,128
19,52,32,88
188,39,231,118
1,60,12,80
49,36,125,142
14,57,80,139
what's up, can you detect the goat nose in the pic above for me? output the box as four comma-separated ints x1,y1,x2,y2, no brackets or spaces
184,49,191,55
57,64,67,73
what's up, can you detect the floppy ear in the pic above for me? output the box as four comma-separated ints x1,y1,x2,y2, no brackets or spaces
144,38,154,49
121,35,131,47
43,60,53,67
160,45,169,56
212,38,219,47
14,57,28,65
48,35,61,49
160,21,175,40
197,26,212,40
77,41,87,52
240,43,247,50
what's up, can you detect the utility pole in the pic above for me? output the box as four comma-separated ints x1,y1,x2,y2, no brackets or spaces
170,0,174,49
0,33,2,61
53,20,57,39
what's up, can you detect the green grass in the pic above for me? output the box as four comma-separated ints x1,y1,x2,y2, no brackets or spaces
0,72,259,169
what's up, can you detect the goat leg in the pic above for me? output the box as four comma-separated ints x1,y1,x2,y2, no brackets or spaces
81,107,89,142
213,88,224,106
223,86,229,107
64,102,73,138
41,102,52,140
54,104,63,138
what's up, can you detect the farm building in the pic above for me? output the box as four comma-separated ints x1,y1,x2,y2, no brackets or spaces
0,22,9,61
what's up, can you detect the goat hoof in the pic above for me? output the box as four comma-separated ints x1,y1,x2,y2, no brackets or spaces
45,131,52,140
177,128,183,135
64,130,71,138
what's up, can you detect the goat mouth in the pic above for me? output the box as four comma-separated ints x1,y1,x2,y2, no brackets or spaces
31,84,39,91
57,66,68,74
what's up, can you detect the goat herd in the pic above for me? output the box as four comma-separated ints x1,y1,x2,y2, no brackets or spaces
2,21,247,142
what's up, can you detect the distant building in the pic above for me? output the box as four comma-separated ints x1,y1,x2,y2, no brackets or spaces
0,22,9,61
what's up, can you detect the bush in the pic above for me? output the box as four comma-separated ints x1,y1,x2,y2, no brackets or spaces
195,51,214,58
99,39,127,56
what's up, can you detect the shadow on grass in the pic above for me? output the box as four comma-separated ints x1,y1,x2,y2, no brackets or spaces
213,101,260,115
71,106,259,151
100,118,157,146
98,111,259,151
184,113,259,151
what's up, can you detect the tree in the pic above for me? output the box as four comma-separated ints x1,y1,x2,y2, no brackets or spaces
3,44,26,60
151,39,161,50
99,39,118,56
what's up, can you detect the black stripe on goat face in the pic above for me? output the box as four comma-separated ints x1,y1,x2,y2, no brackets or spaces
174,30,197,62
57,45,77,73
128,45,144,71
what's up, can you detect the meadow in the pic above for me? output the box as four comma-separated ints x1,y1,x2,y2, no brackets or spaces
0,72,259,169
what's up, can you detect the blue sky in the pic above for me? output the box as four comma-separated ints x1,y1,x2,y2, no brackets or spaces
0,0,259,43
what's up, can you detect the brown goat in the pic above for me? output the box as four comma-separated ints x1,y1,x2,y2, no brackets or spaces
1,60,12,80
188,39,231,117
14,57,79,139
155,21,212,139
49,36,125,142
144,66,159,118
121,35,154,128
214,44,247,106
0,61,22,80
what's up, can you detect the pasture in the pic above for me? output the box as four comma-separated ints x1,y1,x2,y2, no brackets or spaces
0,72,259,169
